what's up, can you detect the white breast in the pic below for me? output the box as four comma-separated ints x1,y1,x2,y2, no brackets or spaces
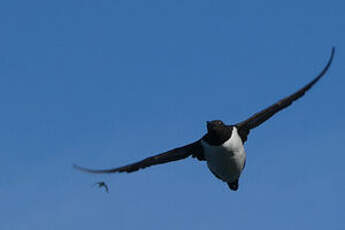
201,127,246,183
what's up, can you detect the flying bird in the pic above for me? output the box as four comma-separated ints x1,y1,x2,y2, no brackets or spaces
74,48,335,191
93,181,109,193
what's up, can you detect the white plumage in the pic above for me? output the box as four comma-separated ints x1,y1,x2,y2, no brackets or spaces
201,127,246,183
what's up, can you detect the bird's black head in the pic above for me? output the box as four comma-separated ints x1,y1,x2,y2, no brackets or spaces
205,120,232,145
206,120,225,131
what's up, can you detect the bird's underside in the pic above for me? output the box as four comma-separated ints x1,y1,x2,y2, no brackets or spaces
74,47,335,190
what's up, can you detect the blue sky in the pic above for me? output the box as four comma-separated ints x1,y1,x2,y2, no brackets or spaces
1,0,344,229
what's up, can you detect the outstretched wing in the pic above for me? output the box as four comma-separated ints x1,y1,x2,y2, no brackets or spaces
74,141,202,173
236,47,335,143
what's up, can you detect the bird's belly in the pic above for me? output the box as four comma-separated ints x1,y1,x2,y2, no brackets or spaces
205,148,246,182
201,127,246,183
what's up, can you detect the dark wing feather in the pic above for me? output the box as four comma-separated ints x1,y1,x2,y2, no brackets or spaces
236,47,335,143
74,141,202,174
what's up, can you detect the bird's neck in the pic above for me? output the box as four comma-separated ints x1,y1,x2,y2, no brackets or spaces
204,127,232,146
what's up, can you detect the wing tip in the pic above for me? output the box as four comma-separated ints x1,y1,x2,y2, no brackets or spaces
73,163,88,172
329,46,335,63
310,46,335,85
73,163,111,174
322,46,335,71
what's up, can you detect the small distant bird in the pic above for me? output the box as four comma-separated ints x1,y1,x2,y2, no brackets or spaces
75,48,335,191
93,181,109,193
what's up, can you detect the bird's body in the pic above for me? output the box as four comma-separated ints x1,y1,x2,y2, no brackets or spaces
201,126,246,185
94,181,109,193
74,48,335,191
